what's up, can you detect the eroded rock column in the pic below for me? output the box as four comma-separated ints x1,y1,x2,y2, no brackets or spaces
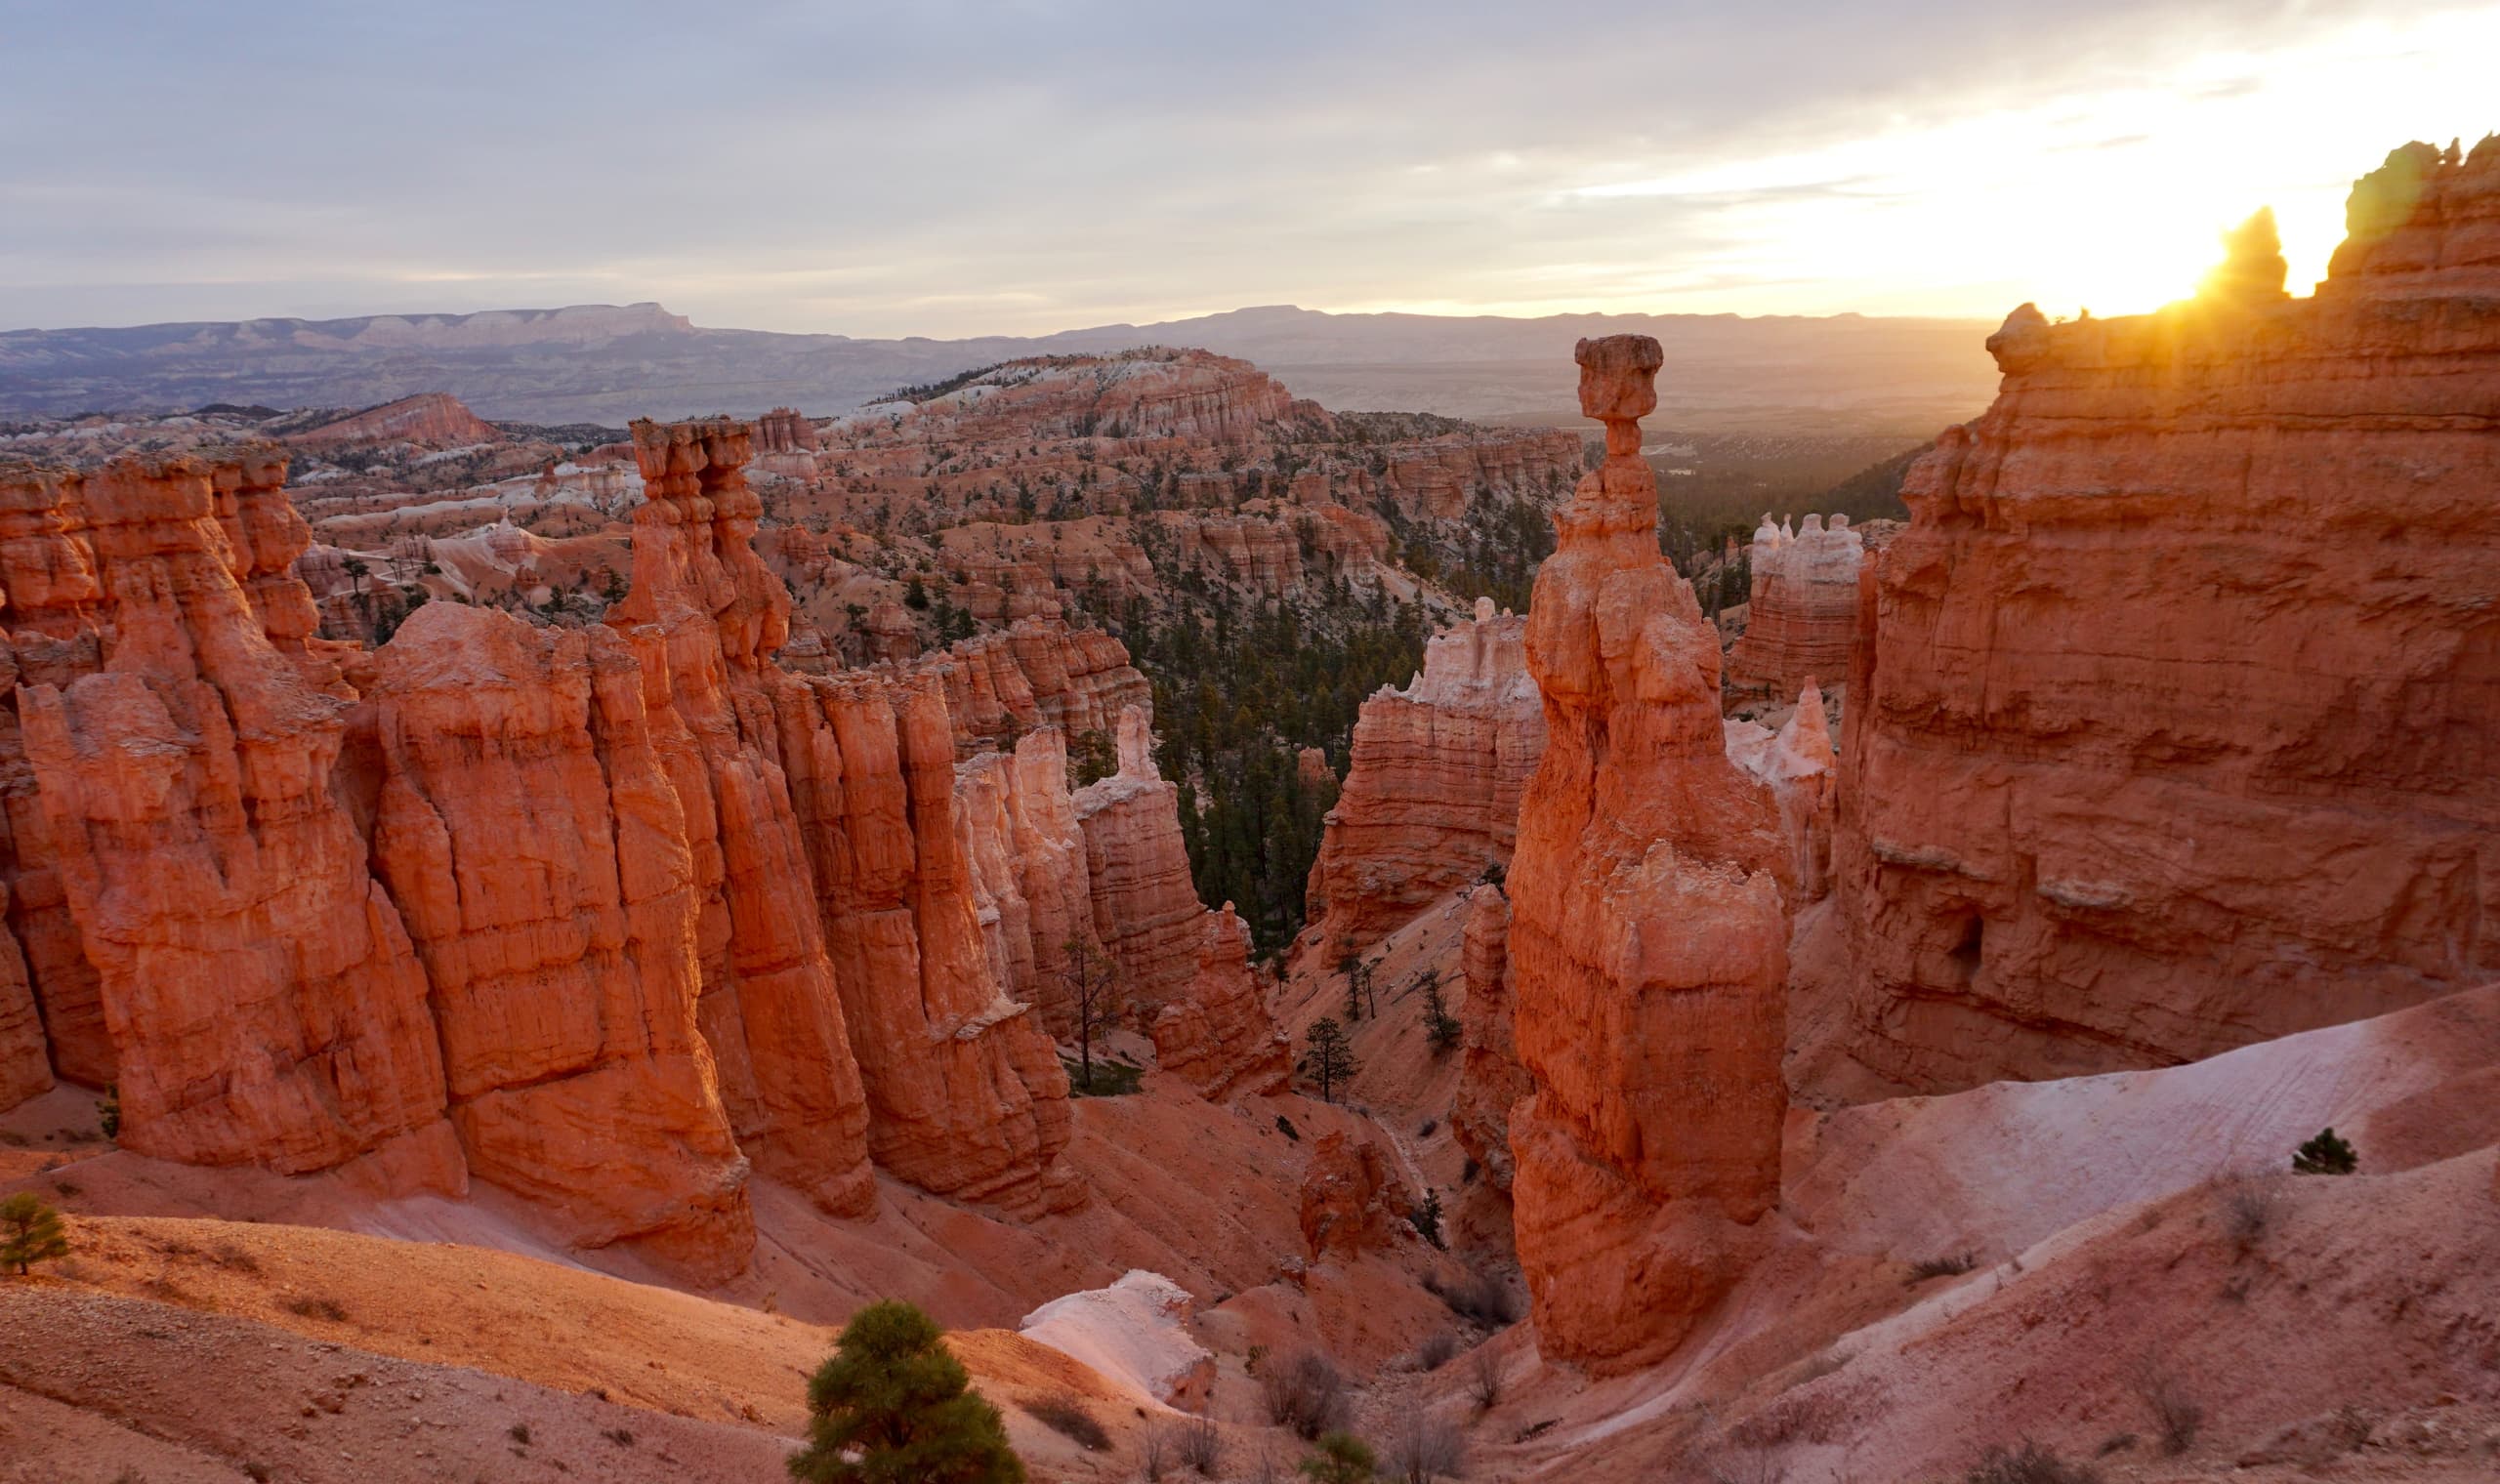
1507,336,1793,1371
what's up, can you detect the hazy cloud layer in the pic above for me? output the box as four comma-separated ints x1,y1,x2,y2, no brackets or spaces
2,0,2491,334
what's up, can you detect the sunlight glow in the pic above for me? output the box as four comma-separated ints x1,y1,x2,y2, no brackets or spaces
1393,6,2500,323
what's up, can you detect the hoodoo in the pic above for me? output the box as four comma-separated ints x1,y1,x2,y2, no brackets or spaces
1823,138,2500,1095
1504,335,1794,1371
1724,512,1863,705
1303,596,1545,957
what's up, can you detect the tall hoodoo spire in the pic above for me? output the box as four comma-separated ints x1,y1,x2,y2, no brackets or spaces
1504,335,1794,1371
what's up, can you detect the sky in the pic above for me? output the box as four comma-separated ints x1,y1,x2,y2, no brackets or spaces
1,0,2493,338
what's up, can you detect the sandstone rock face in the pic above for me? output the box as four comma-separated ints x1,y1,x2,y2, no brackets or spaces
1724,513,1862,706
1450,885,1527,1193
611,418,877,1219
0,884,52,1108
1299,1129,1412,1259
956,726,1098,1034
364,602,754,1274
931,616,1152,758
0,416,1133,1274
1727,681,1840,902
1072,707,1208,1022
280,392,501,450
753,407,820,455
1149,904,1290,1100
1304,596,1545,956
1507,336,1793,1371
11,451,461,1191
1830,139,2500,1095
779,667,1077,1216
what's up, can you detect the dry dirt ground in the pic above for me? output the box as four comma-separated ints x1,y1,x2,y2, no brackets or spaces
1,1061,1478,1482
11,914,2499,1482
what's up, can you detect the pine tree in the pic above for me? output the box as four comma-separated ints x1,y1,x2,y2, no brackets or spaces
1061,935,1120,1094
1409,1190,1445,1250
1299,1430,1378,1484
2292,1127,2358,1175
1302,1017,1357,1105
1418,969,1461,1054
1337,947,1373,1024
789,1300,1024,1484
0,1193,69,1276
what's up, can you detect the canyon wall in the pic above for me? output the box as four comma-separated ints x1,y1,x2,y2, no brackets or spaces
1506,336,1794,1372
1066,705,1289,1087
1827,138,2500,1095
14,450,461,1194
1147,904,1290,1100
956,726,1098,1034
1727,682,1840,903
0,416,1119,1271
1449,884,1527,1193
1072,707,1210,1020
932,616,1153,758
1723,513,1862,706
1303,597,1545,957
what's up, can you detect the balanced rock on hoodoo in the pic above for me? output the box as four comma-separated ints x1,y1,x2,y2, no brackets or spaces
1506,335,1795,1371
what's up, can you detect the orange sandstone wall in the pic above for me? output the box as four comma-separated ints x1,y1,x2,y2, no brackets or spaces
0,416,1125,1275
1303,597,1545,957
1724,513,1862,705
1830,139,2500,1094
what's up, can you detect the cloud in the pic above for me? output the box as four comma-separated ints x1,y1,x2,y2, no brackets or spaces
0,0,2488,334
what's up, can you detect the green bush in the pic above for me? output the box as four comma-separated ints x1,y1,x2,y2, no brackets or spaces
789,1299,1024,1483
1300,1430,1377,1483
2292,1128,2357,1175
0,1193,69,1275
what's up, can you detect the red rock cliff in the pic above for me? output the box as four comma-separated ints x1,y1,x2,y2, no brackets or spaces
1506,336,1793,1372
610,418,878,1218
932,616,1152,758
0,416,1125,1272
1724,513,1863,706
1303,596,1545,957
13,451,460,1192
1827,138,2500,1095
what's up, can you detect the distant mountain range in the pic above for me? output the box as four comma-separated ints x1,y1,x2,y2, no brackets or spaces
0,301,2001,435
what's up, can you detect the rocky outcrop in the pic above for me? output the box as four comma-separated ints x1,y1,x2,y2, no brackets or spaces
932,616,1152,758
1829,139,2500,1095
780,667,1077,1216
753,407,819,455
0,886,51,1109
281,392,500,450
1019,1271,1218,1411
1304,597,1545,956
1298,1130,1412,1259
0,416,1121,1273
363,603,754,1274
1727,680,1840,902
12,451,461,1192
610,418,877,1219
956,727,1098,1034
1148,904,1289,1100
1724,513,1862,706
883,351,1311,446
1072,707,1207,1022
1506,336,1793,1371
1449,885,1526,1193
1362,431,1584,523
